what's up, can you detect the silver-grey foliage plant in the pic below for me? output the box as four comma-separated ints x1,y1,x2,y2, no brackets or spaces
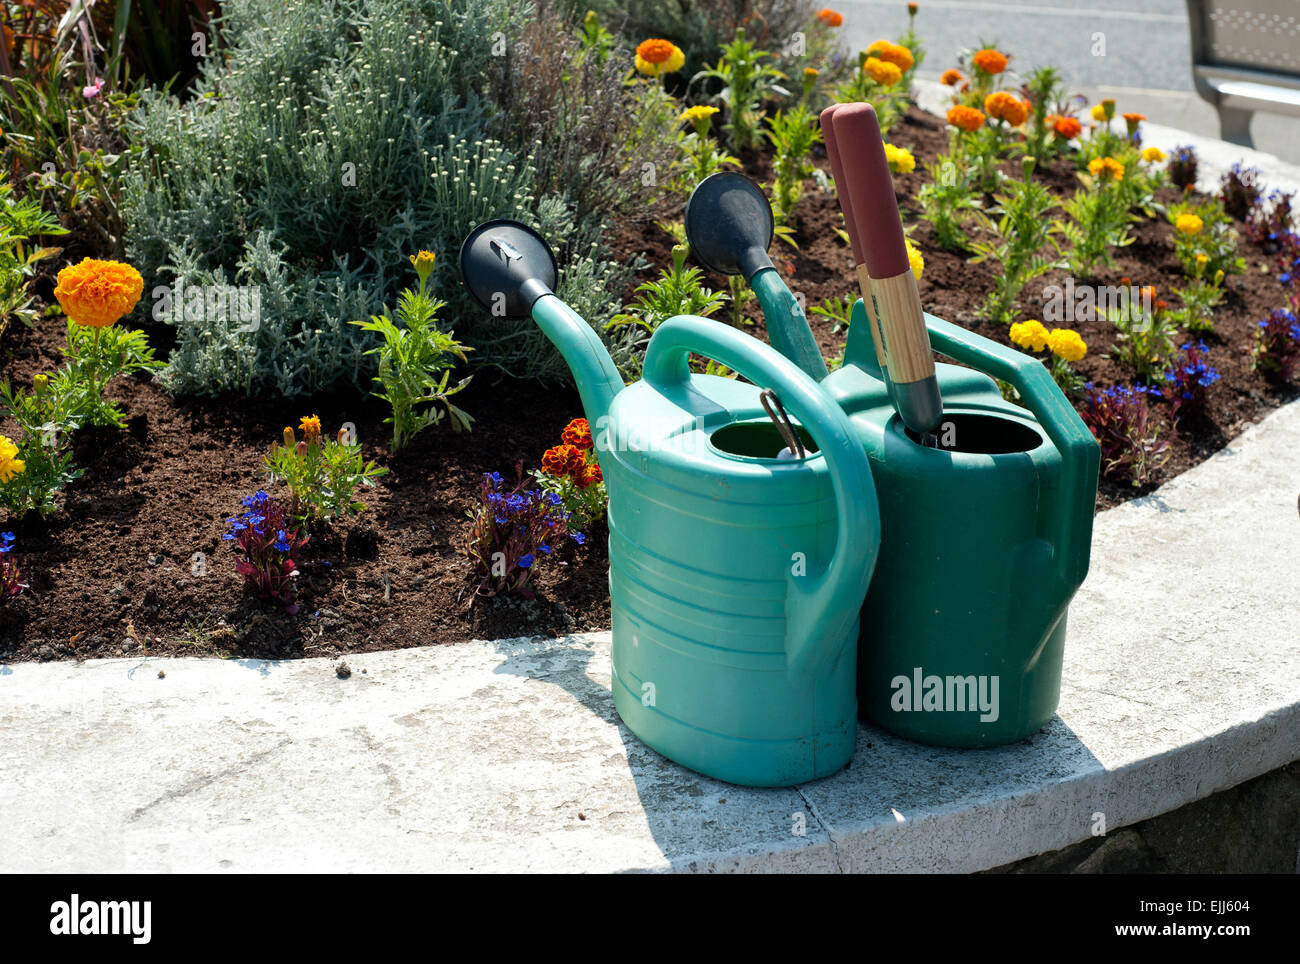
123,0,637,397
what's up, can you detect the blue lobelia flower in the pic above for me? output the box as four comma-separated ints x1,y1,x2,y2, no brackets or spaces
518,553,534,568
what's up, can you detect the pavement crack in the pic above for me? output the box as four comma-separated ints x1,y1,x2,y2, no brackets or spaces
129,738,293,821
796,786,845,872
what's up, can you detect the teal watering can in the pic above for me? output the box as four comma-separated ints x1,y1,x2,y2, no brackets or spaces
459,220,880,786
686,163,1101,749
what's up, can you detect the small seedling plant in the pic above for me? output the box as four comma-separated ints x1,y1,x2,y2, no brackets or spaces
1056,161,1135,277
918,156,982,251
352,252,473,450
970,160,1062,325
608,245,726,365
765,105,821,238
693,28,789,152
267,417,388,523
463,466,583,598
1109,290,1177,382
224,491,309,614
0,375,87,519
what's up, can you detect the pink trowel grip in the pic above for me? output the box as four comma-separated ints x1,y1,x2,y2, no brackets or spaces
831,102,910,281
819,104,865,265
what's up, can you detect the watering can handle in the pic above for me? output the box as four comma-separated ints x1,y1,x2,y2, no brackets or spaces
643,315,880,677
923,314,1101,589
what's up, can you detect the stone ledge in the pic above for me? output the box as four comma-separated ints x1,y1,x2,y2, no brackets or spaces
2,397,1297,873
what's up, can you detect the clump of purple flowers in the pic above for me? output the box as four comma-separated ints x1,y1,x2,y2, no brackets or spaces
1162,342,1220,422
0,531,26,601
1168,145,1198,191
1078,383,1170,487
1244,189,1294,250
224,491,309,613
463,465,582,598
1252,308,1300,383
1219,162,1263,220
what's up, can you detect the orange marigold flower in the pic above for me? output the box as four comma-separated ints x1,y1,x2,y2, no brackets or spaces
946,104,986,132
816,8,844,27
579,460,603,489
868,40,914,72
561,417,594,451
542,444,584,478
941,68,962,86
971,48,1008,75
985,91,1029,126
1140,285,1157,303
54,258,144,328
1122,112,1146,123
299,415,322,440
1088,156,1125,181
1052,115,1082,139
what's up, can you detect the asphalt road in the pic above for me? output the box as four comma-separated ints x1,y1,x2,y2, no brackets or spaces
838,0,1300,161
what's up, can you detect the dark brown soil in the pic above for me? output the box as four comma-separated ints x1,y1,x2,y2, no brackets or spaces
2,104,1295,662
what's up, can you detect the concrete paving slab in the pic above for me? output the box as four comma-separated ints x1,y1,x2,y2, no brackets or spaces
3,394,1297,873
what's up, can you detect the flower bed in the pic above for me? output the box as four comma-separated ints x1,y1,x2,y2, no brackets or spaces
1,1,1297,662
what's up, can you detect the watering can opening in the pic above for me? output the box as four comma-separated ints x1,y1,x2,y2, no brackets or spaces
709,420,820,461
458,218,559,320
900,412,1044,455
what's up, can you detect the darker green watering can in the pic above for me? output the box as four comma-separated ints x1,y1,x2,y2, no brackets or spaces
459,220,880,786
686,170,1101,748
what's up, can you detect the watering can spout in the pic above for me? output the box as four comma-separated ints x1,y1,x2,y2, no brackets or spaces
459,219,625,424
530,294,625,426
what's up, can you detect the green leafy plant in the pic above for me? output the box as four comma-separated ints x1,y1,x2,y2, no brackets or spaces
765,104,821,237
0,180,67,334
917,155,982,251
1170,275,1226,334
0,377,86,519
61,319,162,428
608,245,726,364
352,253,473,450
1109,294,1177,382
266,418,388,523
693,28,789,152
677,106,740,186
969,159,1061,325
1055,167,1135,278
809,293,855,335
1021,66,1065,164
1170,199,1245,280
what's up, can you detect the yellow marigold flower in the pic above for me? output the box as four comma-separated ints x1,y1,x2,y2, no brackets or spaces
1088,156,1125,181
1047,328,1087,363
1090,104,1106,122
283,426,296,449
985,91,1029,127
946,104,986,132
803,67,819,79
1195,252,1208,265
1213,268,1225,285
884,143,916,175
0,434,24,484
1176,213,1204,236
32,373,49,393
941,68,962,86
905,237,924,280
971,48,1008,75
53,258,144,328
1009,319,1049,352
868,40,914,72
1142,146,1165,163
679,105,719,125
299,415,322,440
635,39,684,76
863,56,902,87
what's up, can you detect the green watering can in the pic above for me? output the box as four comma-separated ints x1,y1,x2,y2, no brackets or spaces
459,220,880,786
686,169,1101,748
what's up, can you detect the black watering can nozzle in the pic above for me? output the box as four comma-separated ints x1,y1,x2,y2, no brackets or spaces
459,219,559,320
